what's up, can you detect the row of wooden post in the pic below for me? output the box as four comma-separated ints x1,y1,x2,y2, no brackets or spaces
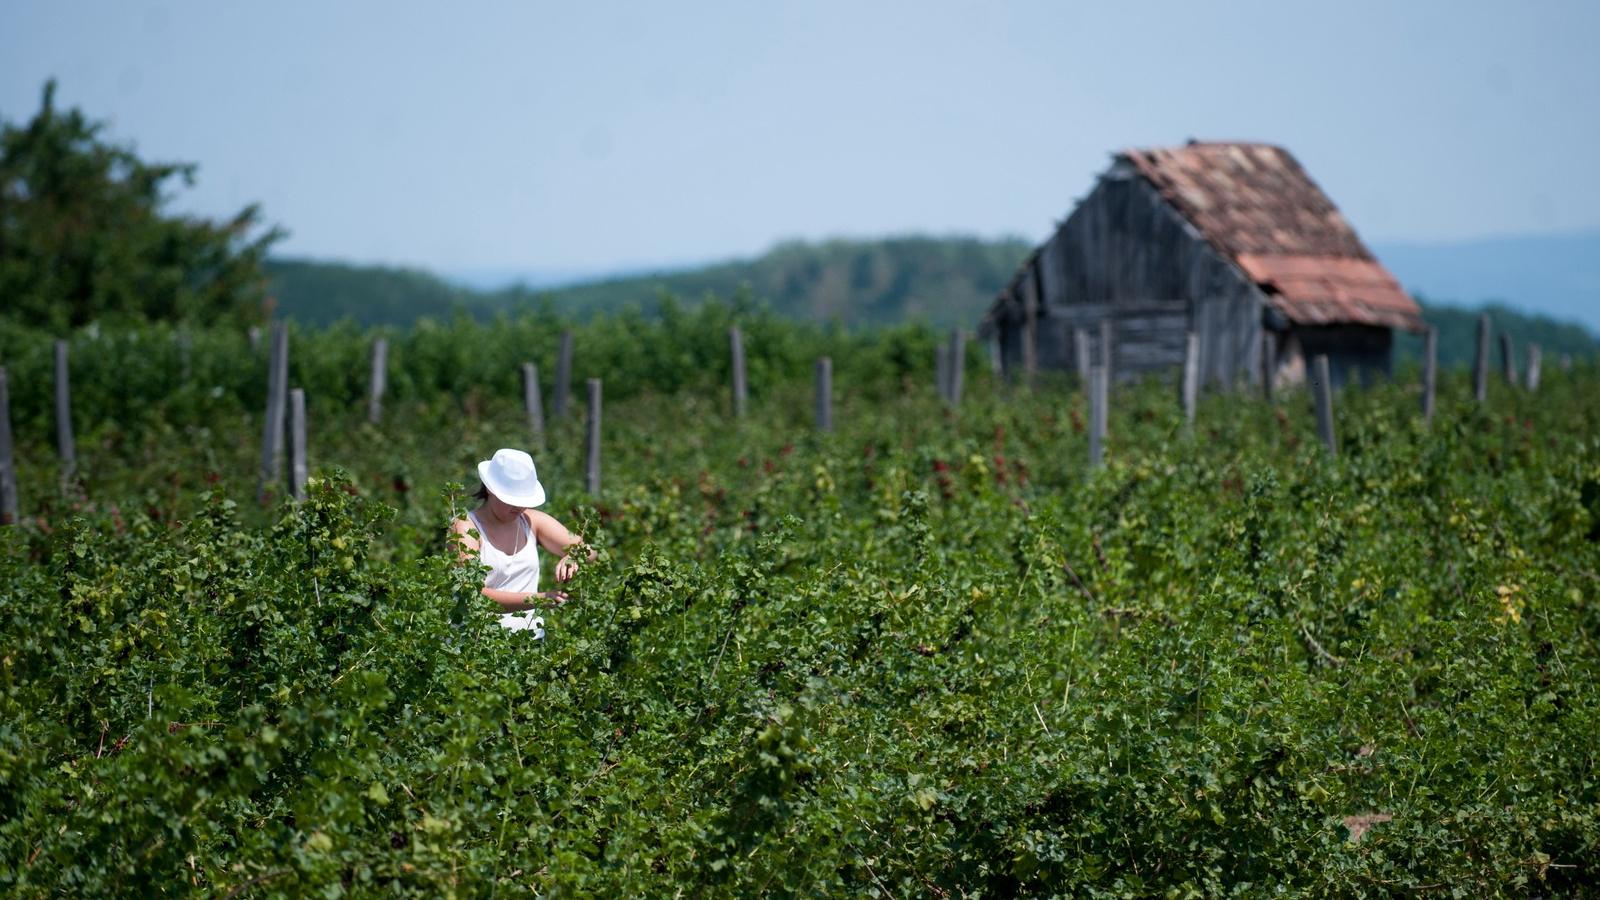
363,330,581,432
261,326,604,501
0,316,1573,521
256,327,582,498
1099,316,1545,467
1472,313,1548,399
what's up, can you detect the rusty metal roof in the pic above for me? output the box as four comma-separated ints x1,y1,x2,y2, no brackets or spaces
1120,142,1424,331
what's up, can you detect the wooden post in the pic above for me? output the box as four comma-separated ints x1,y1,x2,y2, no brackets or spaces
729,326,747,418
289,388,308,502
1311,354,1336,456
988,332,1003,379
1260,331,1276,401
53,340,75,485
177,328,192,382
947,329,965,407
1500,333,1518,387
1473,313,1489,402
248,325,262,354
1073,328,1091,385
258,322,289,502
367,336,388,425
1087,366,1108,468
1181,331,1200,429
934,341,950,402
814,357,833,433
0,367,17,525
552,330,574,420
1526,344,1541,392
1022,283,1039,391
585,378,601,497
522,362,545,449
1421,327,1437,424
1099,319,1114,388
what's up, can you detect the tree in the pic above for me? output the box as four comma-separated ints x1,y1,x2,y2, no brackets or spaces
0,80,283,330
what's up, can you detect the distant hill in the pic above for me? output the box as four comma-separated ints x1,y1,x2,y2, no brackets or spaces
266,235,1598,366
265,258,501,325
541,236,1034,327
1372,230,1600,333
267,236,1034,328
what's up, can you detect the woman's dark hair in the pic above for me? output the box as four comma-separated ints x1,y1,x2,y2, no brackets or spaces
473,482,489,502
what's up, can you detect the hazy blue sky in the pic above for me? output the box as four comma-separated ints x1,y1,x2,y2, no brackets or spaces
3,1,1598,275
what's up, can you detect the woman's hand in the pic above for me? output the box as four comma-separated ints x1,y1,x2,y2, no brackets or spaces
555,554,579,583
538,590,571,605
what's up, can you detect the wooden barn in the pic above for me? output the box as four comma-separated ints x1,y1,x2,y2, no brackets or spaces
979,142,1425,388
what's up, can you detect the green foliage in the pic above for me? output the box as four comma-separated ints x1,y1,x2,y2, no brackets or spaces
0,81,281,330
1,316,1599,894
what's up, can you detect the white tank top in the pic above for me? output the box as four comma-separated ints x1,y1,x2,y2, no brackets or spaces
466,509,541,593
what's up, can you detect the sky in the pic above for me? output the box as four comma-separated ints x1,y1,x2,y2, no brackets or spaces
3,1,1599,279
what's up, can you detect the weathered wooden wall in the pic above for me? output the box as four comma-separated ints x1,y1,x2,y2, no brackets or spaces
1293,324,1393,388
992,163,1266,385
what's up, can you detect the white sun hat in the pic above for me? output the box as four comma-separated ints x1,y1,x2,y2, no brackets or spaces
477,448,547,508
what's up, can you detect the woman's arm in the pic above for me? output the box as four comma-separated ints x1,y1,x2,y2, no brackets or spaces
482,586,538,612
449,517,565,610
528,510,593,583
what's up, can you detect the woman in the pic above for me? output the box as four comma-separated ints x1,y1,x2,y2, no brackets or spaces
449,448,587,633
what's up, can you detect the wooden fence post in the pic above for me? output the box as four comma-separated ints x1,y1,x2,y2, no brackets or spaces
1526,343,1541,392
1088,366,1108,468
1500,333,1518,387
1311,354,1336,456
522,362,545,449
1022,283,1039,391
1099,319,1114,389
367,336,388,425
585,378,602,497
289,388,308,502
815,357,833,433
177,328,192,382
54,340,75,486
1473,313,1489,402
258,322,289,502
1073,328,1091,386
947,329,965,407
553,330,574,420
1181,331,1200,429
0,367,17,525
729,326,747,418
1260,331,1276,401
988,332,1003,380
934,341,950,402
1421,327,1437,423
